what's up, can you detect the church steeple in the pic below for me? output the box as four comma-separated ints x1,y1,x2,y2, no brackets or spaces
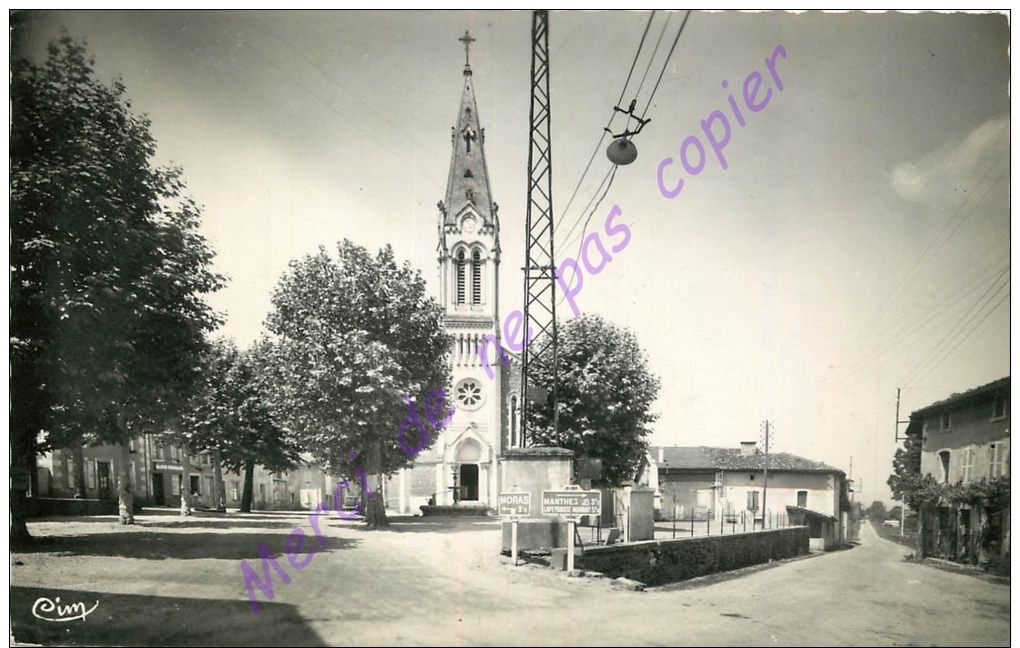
439,31,499,253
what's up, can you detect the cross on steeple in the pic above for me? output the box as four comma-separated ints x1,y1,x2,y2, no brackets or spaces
459,31,476,67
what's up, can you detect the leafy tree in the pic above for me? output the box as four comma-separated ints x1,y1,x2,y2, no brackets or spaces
265,241,451,527
10,36,223,542
887,419,923,508
526,314,661,485
184,338,301,513
868,500,887,520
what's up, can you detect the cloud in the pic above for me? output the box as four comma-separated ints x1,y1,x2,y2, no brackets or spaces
890,113,1009,203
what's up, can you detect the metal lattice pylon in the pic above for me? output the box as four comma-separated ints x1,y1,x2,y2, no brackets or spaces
521,10,559,447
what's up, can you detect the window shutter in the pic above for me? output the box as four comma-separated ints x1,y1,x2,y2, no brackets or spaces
471,251,482,304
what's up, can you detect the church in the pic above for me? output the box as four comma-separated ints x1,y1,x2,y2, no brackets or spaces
386,34,525,514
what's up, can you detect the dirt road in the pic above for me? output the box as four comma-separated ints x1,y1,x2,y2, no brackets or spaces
11,512,1010,646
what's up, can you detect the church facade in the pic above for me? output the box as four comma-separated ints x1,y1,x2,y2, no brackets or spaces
387,37,523,514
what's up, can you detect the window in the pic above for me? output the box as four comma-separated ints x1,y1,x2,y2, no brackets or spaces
940,412,952,432
992,393,1008,420
509,396,519,447
171,476,181,496
797,490,808,508
155,444,164,460
230,481,241,501
989,444,1007,478
66,457,76,488
86,460,97,490
747,490,760,511
455,250,466,305
939,451,951,483
961,448,973,484
456,379,484,410
201,453,210,466
471,250,482,305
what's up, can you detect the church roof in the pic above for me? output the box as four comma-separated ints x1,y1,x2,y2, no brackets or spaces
441,39,497,232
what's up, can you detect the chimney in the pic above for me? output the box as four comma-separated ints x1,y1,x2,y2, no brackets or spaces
740,441,757,457
657,447,664,463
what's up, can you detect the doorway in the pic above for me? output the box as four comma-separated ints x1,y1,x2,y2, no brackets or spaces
459,464,479,501
152,473,166,506
97,462,112,500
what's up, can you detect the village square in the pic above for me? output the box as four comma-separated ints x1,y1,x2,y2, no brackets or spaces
9,10,1010,647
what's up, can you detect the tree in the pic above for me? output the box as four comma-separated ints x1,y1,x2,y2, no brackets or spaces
888,418,923,507
265,241,451,528
10,36,223,542
526,314,661,485
868,500,887,520
183,338,301,513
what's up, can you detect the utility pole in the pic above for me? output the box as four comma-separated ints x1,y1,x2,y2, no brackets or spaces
520,9,559,448
894,387,911,537
848,455,853,505
761,420,771,530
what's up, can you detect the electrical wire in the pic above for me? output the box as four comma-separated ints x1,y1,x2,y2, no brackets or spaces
631,13,671,111
557,165,618,308
900,269,1010,386
639,10,692,120
553,12,656,235
909,288,1010,389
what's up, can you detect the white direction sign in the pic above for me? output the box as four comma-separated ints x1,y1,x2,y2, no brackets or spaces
541,490,601,520
498,492,532,518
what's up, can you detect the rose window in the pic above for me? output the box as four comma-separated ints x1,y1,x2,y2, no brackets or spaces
456,380,483,409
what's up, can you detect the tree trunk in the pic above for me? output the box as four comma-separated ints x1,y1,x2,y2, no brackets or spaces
1000,503,1009,559
213,448,226,512
10,448,34,548
117,443,135,524
363,441,388,529
29,452,40,498
72,436,87,499
180,440,192,516
240,458,255,513
364,490,389,529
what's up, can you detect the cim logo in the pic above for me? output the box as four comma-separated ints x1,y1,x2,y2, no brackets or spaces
32,596,99,623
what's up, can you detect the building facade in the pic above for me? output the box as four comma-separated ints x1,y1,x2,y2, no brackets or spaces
640,442,849,544
388,37,524,514
914,376,1010,487
38,436,338,512
908,376,1010,563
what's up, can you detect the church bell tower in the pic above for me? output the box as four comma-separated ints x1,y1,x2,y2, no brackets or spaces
433,31,503,507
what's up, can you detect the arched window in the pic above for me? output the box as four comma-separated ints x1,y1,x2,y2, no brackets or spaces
455,250,466,305
471,250,482,305
509,396,519,447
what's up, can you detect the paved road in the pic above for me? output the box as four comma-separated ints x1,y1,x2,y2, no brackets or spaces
12,513,1010,646
299,516,1010,646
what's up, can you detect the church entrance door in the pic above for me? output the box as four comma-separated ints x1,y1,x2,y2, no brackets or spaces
459,464,479,501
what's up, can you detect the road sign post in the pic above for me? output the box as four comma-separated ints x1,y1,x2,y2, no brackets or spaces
541,489,601,574
498,491,532,566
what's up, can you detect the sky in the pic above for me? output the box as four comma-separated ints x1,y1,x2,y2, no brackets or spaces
10,10,1011,504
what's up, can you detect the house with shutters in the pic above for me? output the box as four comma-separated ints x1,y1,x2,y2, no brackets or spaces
639,442,850,548
906,375,1009,563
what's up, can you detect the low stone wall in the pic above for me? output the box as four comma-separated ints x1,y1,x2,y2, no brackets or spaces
419,504,491,517
577,526,809,586
27,497,120,518
501,518,571,551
